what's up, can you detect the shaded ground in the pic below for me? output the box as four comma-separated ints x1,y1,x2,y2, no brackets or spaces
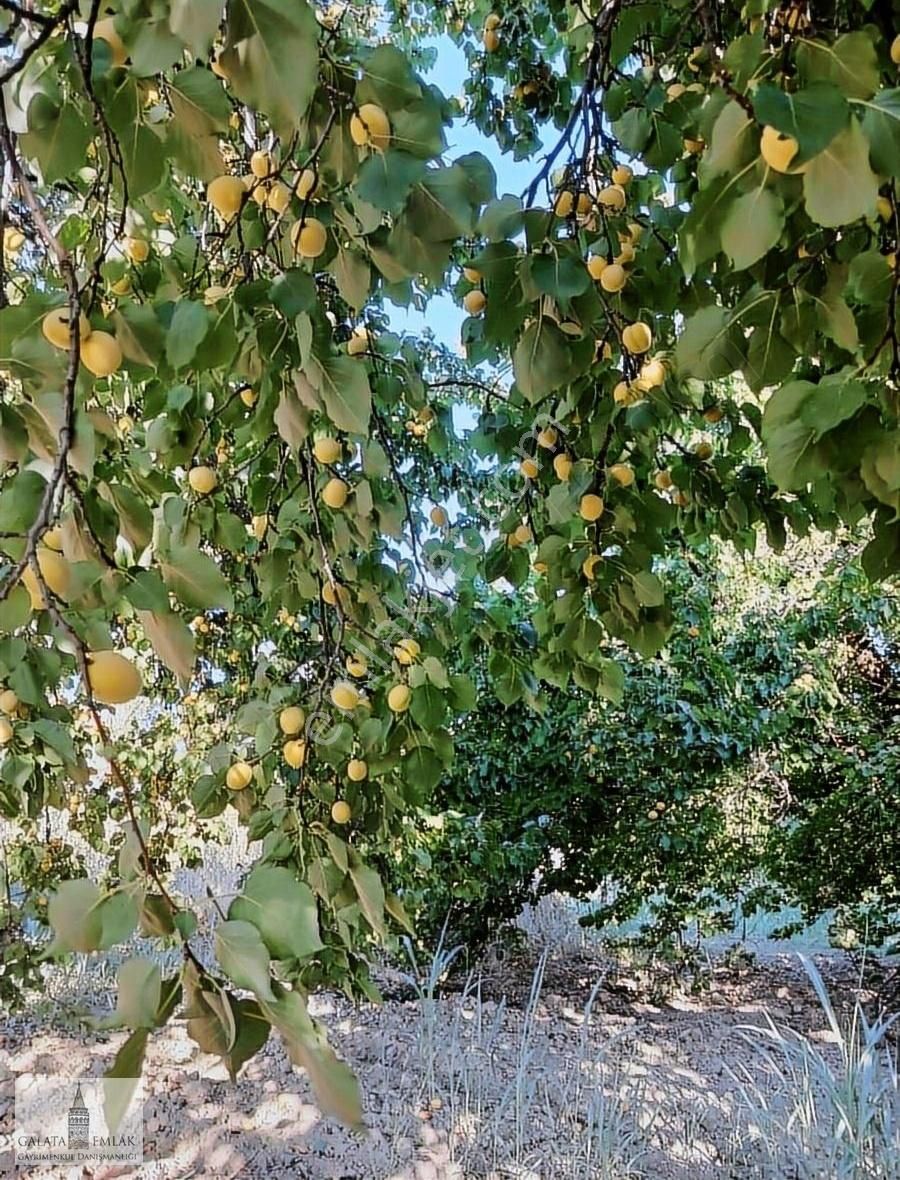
2,944,893,1179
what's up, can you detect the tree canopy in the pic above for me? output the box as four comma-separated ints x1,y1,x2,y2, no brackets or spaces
0,0,898,1126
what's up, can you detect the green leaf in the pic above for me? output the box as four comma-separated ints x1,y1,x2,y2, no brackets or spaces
170,0,222,56
308,355,372,435
860,89,900,176
0,586,31,632
110,957,162,1029
348,854,386,939
721,187,784,271
751,82,848,162
263,985,363,1127
797,32,879,100
48,879,103,954
357,44,422,109
513,319,582,403
104,77,166,198
104,1029,149,1133
761,380,828,489
166,301,210,369
21,102,91,184
612,107,651,154
168,66,229,182
802,120,879,228
353,149,426,214
531,252,591,300
223,0,319,133
0,469,45,534
161,546,234,611
274,384,310,451
139,610,196,683
479,194,524,241
270,269,316,316
632,570,665,608
799,375,868,438
228,866,323,960
676,306,743,379
215,919,275,1001
698,100,755,182
329,248,371,311
390,92,447,158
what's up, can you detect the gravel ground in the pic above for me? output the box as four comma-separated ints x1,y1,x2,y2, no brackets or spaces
2,944,892,1180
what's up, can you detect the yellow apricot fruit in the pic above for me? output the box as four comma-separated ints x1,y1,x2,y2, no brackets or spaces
554,190,575,218
283,739,307,769
462,265,481,282
463,289,486,315
485,13,501,30
622,321,652,354
694,440,713,460
279,706,305,735
520,457,538,479
576,192,593,216
600,263,627,293
760,125,806,174
638,358,666,388
666,82,686,100
582,553,602,580
483,28,500,52
683,136,705,155
0,718,12,744
654,470,674,490
21,549,70,609
207,174,246,219
587,255,608,281
347,329,369,356
892,34,900,65
580,494,604,522
3,226,25,253
313,436,342,464
609,463,635,487
394,637,421,665
0,689,18,715
226,761,253,791
110,276,132,296
290,218,328,258
42,307,91,350
553,453,572,481
514,523,532,545
322,477,349,509
598,184,626,211
239,387,257,408
703,406,724,424
188,466,217,495
346,655,368,678
430,506,449,528
42,527,63,552
331,800,352,824
266,181,291,215
331,681,360,711
612,381,633,405
347,758,368,782
294,168,318,199
86,650,142,705
615,241,636,265
124,237,149,264
94,17,127,67
537,426,558,449
388,683,412,712
251,514,268,540
80,331,122,377
611,164,633,187
250,150,274,178
350,103,391,151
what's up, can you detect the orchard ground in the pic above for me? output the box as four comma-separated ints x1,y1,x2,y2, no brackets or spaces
2,810,897,1180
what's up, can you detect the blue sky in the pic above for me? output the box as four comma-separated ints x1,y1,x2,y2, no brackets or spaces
388,35,540,350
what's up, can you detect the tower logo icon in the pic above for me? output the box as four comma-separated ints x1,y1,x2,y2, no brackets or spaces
67,1081,90,1149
